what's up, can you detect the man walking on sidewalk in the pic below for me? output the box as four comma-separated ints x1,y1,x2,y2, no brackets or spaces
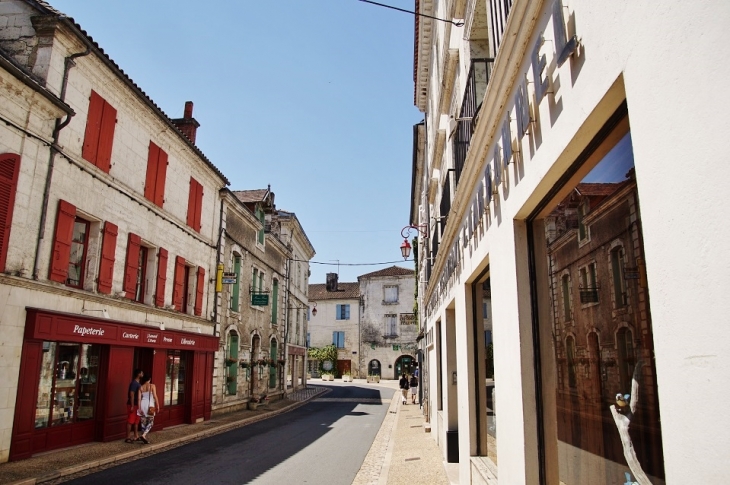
399,373,409,404
409,373,418,404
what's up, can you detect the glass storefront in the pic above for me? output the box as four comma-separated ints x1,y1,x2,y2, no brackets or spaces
34,342,101,428
165,350,187,406
531,114,664,484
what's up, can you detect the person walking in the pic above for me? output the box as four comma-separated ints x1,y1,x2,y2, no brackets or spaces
137,374,160,444
399,373,409,404
409,373,419,404
125,368,143,443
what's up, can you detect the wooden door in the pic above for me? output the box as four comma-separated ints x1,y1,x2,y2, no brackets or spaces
336,360,351,377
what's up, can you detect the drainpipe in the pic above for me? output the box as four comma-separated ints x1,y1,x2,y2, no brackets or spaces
213,196,225,336
282,257,291,393
32,46,91,280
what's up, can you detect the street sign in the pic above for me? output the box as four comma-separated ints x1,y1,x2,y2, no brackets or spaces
222,272,237,284
251,293,269,306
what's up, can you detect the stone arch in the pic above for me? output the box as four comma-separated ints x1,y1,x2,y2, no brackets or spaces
368,359,381,376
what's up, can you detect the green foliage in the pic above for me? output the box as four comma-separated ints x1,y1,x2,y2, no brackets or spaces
307,344,339,377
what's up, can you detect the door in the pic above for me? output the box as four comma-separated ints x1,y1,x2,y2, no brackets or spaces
336,360,351,377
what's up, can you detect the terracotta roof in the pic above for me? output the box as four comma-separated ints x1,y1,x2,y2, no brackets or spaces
25,0,229,185
232,189,269,204
308,283,360,301
358,266,414,280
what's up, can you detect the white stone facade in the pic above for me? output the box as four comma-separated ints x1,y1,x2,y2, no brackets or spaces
411,0,730,483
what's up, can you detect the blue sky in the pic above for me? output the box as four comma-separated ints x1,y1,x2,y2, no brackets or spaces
50,0,421,283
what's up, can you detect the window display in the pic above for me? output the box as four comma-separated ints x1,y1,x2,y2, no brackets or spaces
165,350,187,406
531,119,664,484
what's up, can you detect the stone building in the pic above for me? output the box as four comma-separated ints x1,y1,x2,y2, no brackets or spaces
409,0,730,483
358,266,417,380
307,274,360,377
213,188,314,413
0,0,225,461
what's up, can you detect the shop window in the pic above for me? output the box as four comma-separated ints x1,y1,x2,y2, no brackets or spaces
67,218,90,288
227,333,239,396
530,113,664,483
384,285,399,304
165,350,187,406
611,246,627,308
34,342,101,428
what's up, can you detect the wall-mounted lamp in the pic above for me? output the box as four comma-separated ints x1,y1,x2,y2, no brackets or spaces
400,224,429,260
81,308,110,319
311,302,317,316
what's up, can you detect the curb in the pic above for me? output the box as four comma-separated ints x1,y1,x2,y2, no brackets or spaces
8,387,329,485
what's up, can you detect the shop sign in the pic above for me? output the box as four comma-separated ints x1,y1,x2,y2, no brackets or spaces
180,337,196,346
121,330,140,342
222,272,237,284
145,331,159,344
251,294,269,306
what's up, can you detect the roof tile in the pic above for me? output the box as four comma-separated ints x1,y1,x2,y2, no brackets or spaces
308,283,360,301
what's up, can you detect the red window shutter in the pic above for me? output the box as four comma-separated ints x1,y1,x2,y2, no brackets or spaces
97,222,118,294
82,91,104,164
155,247,168,307
49,200,76,283
194,183,203,232
144,142,160,202
123,233,141,299
0,153,20,272
96,101,116,173
194,266,205,316
155,148,168,207
173,255,186,311
186,177,197,228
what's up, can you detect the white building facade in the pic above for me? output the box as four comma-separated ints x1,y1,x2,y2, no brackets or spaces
411,0,730,484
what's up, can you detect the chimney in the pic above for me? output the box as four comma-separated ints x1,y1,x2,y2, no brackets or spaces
171,101,200,144
326,273,339,292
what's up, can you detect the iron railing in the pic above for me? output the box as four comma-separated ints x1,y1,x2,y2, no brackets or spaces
453,58,494,186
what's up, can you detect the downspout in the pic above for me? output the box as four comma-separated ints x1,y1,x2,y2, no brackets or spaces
32,45,91,280
213,195,225,337
282,257,291,393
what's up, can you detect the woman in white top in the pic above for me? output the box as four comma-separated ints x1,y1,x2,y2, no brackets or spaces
137,374,161,444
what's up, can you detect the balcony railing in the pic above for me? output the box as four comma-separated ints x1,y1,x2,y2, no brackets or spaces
453,58,494,186
489,0,514,54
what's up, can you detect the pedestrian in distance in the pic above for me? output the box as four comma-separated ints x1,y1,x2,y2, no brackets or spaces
137,374,160,444
399,373,409,404
125,368,143,443
409,373,418,404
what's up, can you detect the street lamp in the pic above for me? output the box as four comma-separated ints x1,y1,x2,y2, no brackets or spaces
311,302,317,316
400,224,428,260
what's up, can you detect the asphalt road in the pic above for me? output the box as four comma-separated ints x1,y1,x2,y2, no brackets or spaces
65,383,395,485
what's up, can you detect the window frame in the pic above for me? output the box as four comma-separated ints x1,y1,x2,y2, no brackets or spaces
66,217,91,289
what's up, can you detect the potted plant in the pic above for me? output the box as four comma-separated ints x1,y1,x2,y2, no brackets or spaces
225,357,238,366
367,373,380,383
321,373,334,381
342,370,352,382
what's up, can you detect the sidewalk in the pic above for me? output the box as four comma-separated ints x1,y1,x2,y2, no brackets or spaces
0,386,326,485
352,387,452,485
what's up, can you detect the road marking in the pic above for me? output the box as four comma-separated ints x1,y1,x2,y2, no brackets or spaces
311,398,391,403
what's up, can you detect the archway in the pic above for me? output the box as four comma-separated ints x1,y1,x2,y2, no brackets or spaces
394,354,415,379
368,359,381,376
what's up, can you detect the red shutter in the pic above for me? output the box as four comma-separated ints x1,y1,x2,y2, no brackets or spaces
49,200,76,283
82,91,103,164
97,221,118,294
173,255,185,311
194,182,203,232
194,266,205,316
97,101,116,173
155,247,168,307
144,142,160,202
0,154,20,272
155,148,168,207
186,177,197,228
123,233,141,299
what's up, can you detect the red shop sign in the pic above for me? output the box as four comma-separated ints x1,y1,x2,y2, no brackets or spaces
25,308,218,351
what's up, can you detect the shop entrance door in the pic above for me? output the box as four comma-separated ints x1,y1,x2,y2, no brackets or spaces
336,360,351,377
134,348,154,379
394,355,415,379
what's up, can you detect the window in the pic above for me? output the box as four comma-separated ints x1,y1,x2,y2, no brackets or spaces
231,254,241,311
172,256,190,313
384,285,399,303
579,263,598,303
271,279,279,325
482,301,489,319
252,268,258,293
123,233,145,301
561,274,571,320
227,333,239,396
194,266,205,316
332,331,345,348
385,314,397,336
335,304,350,320
67,218,90,288
165,350,187,406
134,246,148,303
186,177,203,232
0,153,20,272
306,332,311,348
82,90,116,173
155,248,168,307
143,141,168,207
611,246,627,308
616,327,635,392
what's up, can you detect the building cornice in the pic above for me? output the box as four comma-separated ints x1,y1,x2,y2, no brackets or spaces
414,0,434,111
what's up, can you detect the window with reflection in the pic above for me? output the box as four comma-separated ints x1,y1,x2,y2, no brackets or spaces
67,218,89,287
34,342,101,428
531,115,664,484
165,350,187,406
